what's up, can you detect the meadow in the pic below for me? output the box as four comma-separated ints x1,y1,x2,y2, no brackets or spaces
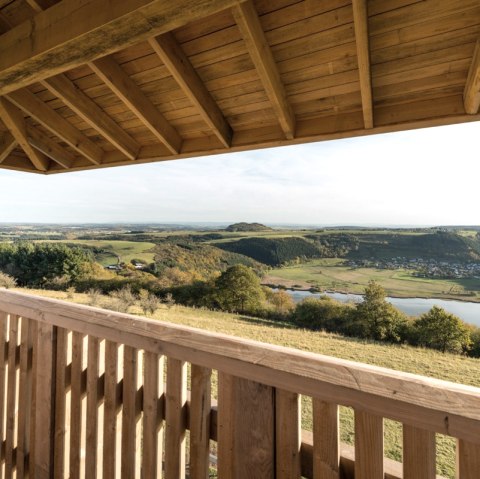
22,287,480,478
266,258,480,302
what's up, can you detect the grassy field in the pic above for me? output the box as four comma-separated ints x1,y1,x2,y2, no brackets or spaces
39,239,156,266
266,258,480,302
19,287,480,478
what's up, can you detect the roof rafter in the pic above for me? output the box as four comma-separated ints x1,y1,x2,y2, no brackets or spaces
26,124,75,169
464,39,480,114
89,56,182,154
232,0,295,140
0,0,247,96
352,0,374,129
0,131,17,164
7,89,103,165
42,74,140,161
149,32,233,148
0,98,49,171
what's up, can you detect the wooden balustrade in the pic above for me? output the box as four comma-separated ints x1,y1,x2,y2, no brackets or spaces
0,289,478,478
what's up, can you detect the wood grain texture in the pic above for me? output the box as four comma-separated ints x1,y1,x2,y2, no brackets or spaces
313,399,339,479
165,358,187,479
0,132,16,164
189,364,211,479
402,425,436,479
457,439,480,479
103,340,118,479
276,389,301,479
0,313,7,459
69,331,83,479
354,410,384,479
464,39,480,114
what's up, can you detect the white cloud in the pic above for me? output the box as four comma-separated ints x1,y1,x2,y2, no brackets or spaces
0,122,479,225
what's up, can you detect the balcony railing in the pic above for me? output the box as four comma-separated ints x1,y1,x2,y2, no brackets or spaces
0,289,478,478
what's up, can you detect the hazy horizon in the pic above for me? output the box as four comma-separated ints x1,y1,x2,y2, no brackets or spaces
1,121,479,225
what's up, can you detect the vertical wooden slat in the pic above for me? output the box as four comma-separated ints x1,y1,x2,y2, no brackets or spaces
313,399,339,479
103,340,118,479
0,313,7,465
354,410,384,479
17,317,32,478
403,425,436,479
142,351,161,479
5,314,18,478
53,327,68,479
28,320,38,479
217,372,235,479
276,389,301,479
457,439,480,479
70,331,83,479
32,322,56,479
86,335,100,478
165,357,187,479
121,346,137,479
190,365,211,479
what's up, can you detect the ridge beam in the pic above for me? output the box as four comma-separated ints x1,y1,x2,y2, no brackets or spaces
150,32,233,148
232,0,295,140
352,0,374,129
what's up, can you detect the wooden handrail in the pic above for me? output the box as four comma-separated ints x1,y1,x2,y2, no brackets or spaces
0,289,479,445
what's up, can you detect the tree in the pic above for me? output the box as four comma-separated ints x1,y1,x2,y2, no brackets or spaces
353,281,406,342
0,272,16,289
266,289,295,316
214,265,264,313
414,306,471,353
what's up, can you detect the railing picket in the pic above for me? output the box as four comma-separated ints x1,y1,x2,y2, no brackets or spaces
354,410,384,479
217,372,235,479
457,439,480,478
5,314,18,478
142,351,163,479
313,399,339,479
53,327,68,479
17,317,33,477
70,331,84,479
165,357,187,479
103,340,118,479
276,389,301,479
403,425,436,478
190,365,212,479
0,312,7,465
121,345,138,479
86,335,100,478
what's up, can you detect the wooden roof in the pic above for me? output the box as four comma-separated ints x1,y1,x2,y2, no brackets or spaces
0,0,479,174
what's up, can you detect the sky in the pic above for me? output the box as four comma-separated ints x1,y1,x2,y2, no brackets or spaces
0,122,479,226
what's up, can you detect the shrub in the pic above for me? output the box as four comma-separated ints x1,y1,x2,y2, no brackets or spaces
87,288,103,307
139,289,161,315
0,272,16,289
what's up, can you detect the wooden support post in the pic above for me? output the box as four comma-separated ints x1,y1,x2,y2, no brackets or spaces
217,373,275,478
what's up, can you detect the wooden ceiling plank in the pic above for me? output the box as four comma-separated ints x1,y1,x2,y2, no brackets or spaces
25,124,74,169
464,39,480,114
42,74,140,160
0,131,17,164
0,0,247,96
149,32,233,148
352,0,374,129
89,56,182,154
7,89,103,165
25,0,58,13
0,98,49,171
232,1,295,140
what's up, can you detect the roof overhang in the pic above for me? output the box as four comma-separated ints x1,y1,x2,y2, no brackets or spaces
0,0,479,174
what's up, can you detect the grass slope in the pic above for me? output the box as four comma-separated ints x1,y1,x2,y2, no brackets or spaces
20,288,480,478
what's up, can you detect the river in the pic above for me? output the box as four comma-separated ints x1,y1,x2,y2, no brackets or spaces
279,289,480,327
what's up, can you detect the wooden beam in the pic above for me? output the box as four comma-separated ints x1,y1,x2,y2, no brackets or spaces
352,0,374,129
0,132,17,164
464,39,480,114
0,98,49,171
89,56,182,154
0,131,17,164
0,0,246,96
149,32,233,148
232,1,295,140
25,124,75,169
42,74,140,160
25,0,58,13
7,89,103,165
